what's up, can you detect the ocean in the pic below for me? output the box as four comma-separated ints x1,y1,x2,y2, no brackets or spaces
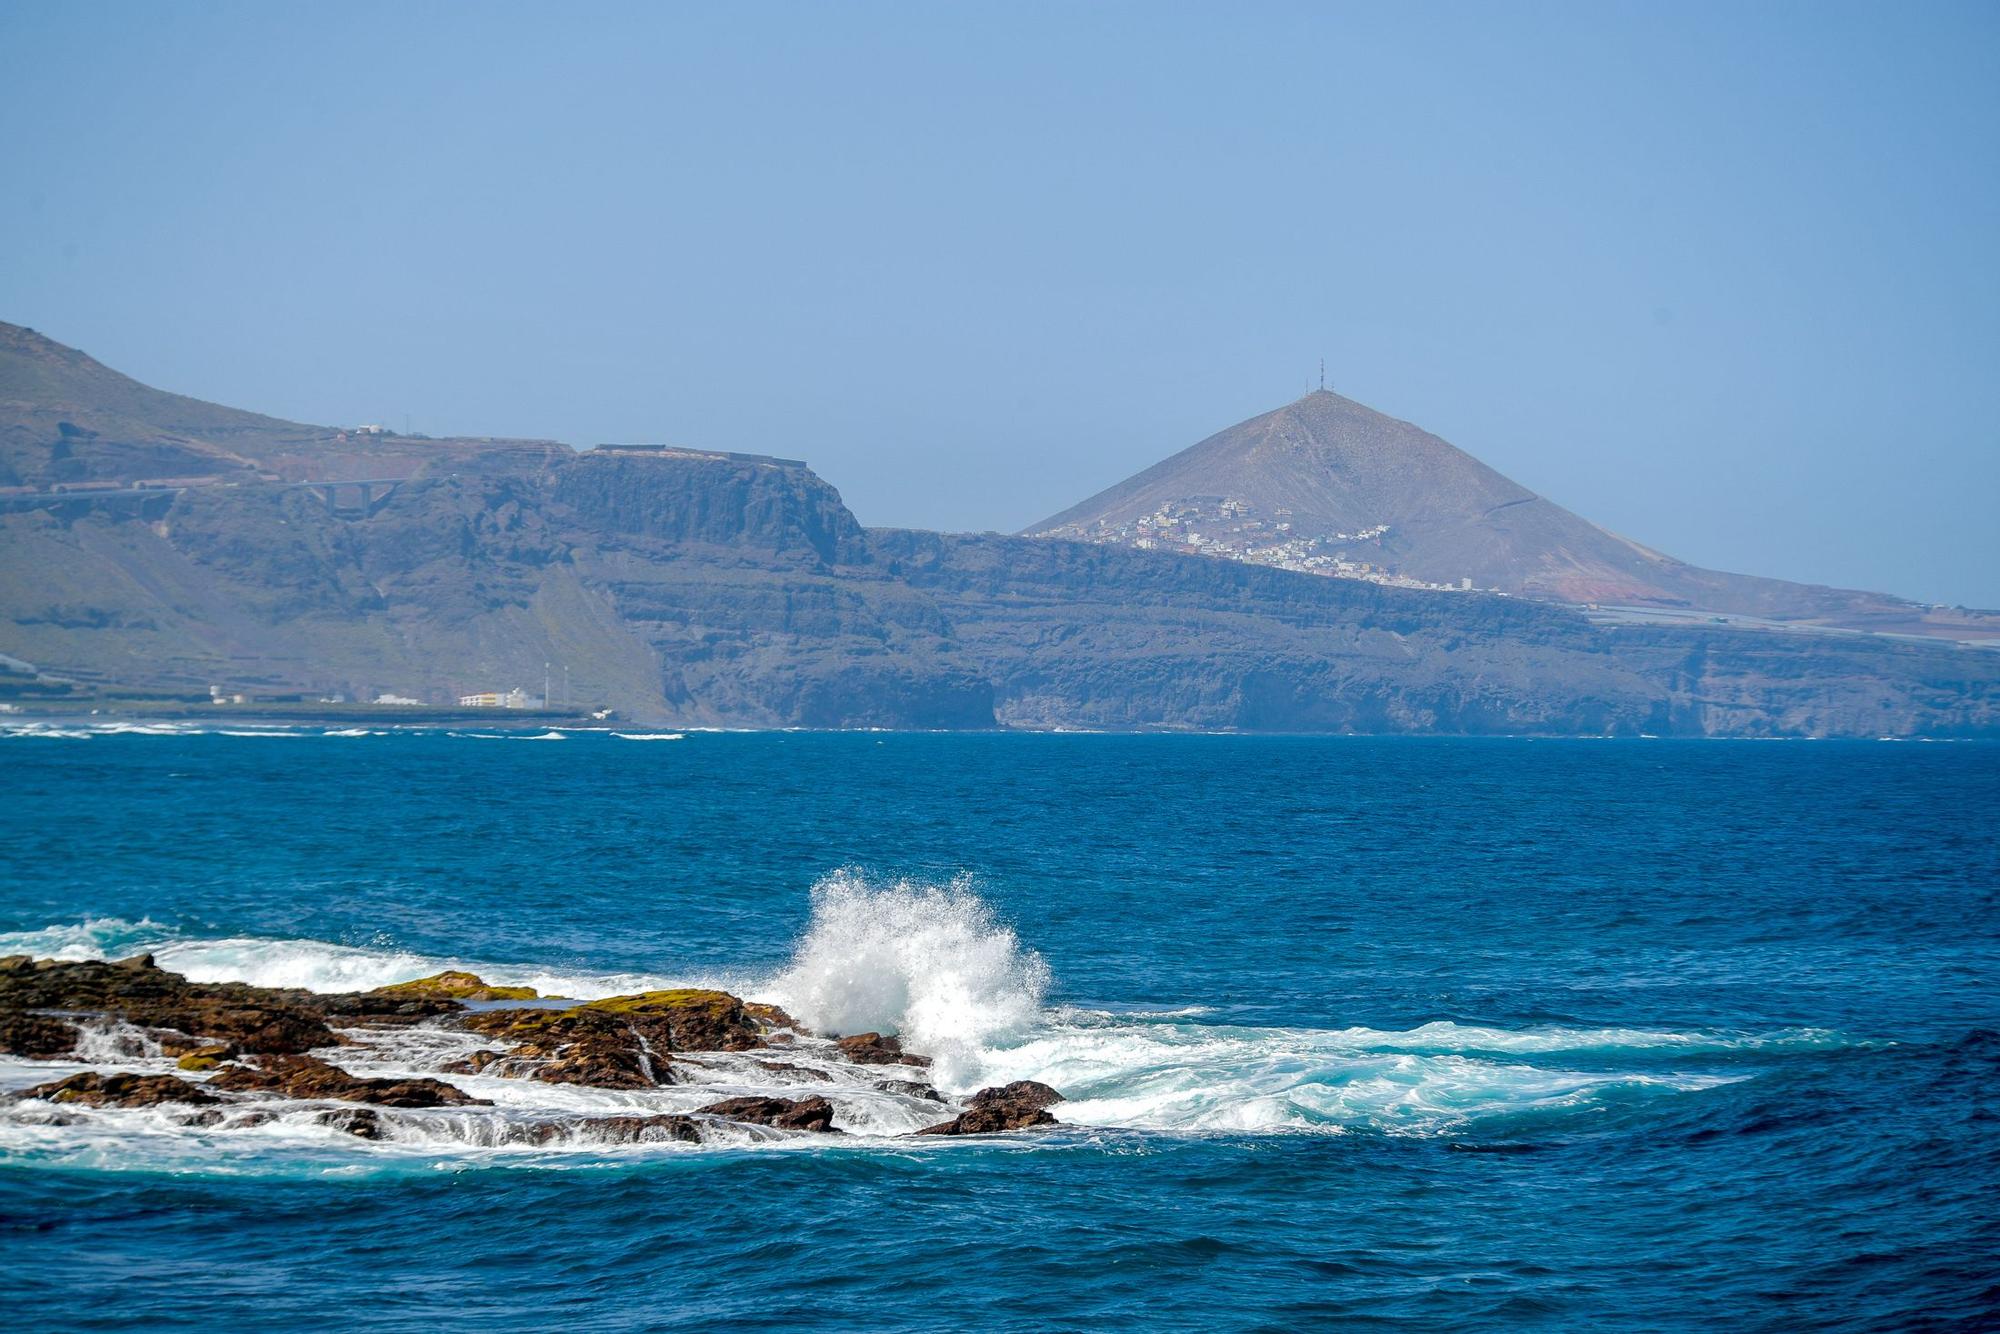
1,727,1995,1330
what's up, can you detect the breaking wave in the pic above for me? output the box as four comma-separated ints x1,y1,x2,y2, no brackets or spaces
0,876,1864,1172
770,871,1051,1084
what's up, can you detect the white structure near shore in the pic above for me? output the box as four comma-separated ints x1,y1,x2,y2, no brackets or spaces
457,688,543,709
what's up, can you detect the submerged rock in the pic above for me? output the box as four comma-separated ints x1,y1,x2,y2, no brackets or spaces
875,1079,945,1103
317,1106,384,1139
915,1081,1063,1136
370,971,540,1002
208,1054,489,1108
15,1071,218,1108
438,1048,507,1076
754,1059,833,1082
698,1095,839,1132
834,1032,931,1067
514,1113,703,1146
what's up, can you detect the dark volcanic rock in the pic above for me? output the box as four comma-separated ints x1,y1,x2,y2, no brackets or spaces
744,1001,800,1032
698,1095,839,1133
915,1081,1064,1136
835,1032,931,1067
967,1080,1064,1114
579,989,766,1053
456,990,770,1089
208,1054,488,1107
0,1007,78,1059
458,1006,668,1089
0,955,336,1056
14,1071,217,1108
0,954,465,1061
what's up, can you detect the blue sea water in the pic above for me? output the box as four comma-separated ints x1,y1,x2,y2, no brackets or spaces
1,728,1996,1331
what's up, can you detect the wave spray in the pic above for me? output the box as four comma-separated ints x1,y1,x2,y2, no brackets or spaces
769,871,1050,1085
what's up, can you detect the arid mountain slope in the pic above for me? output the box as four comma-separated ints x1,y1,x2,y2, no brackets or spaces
1029,389,1996,641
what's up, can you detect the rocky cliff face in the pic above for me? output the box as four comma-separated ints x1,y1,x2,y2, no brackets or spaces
872,530,2000,738
0,444,997,728
552,453,993,728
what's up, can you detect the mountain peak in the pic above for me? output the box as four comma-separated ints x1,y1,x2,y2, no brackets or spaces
1023,387,1798,612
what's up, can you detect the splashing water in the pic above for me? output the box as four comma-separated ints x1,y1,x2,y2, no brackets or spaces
767,871,1051,1084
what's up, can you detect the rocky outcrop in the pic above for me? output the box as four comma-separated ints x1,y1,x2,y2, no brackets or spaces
744,1002,799,1032
552,450,870,568
456,989,776,1089
0,954,1085,1146
579,989,765,1052
0,1008,78,1059
916,1081,1064,1136
967,1081,1064,1114
208,1054,489,1108
457,1007,668,1089
14,1071,217,1108
835,1032,931,1067
370,971,541,1002
698,1095,839,1132
1,953,334,1056
0,953,464,1061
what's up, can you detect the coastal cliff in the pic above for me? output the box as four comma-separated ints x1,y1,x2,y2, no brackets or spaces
2,322,1995,736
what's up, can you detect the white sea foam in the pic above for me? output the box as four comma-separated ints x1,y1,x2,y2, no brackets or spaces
613,733,685,741
0,917,687,1000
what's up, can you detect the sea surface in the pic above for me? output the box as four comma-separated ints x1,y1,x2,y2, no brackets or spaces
1,726,1996,1330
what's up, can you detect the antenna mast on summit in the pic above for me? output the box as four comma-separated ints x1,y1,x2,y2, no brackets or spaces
1319,359,1325,391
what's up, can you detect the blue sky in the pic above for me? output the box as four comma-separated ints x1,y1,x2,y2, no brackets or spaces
2,1,1995,606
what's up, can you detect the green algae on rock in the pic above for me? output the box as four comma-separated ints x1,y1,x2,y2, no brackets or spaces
371,971,541,1002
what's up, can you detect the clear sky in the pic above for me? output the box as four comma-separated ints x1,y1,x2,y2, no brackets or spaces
2,2,1995,606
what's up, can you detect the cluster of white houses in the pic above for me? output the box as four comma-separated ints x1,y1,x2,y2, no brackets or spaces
1036,497,1484,595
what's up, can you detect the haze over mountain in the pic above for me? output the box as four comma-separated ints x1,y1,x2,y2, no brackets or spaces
2,321,1995,738
1030,389,1997,643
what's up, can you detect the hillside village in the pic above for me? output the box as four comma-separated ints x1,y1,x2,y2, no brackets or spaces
1033,497,1485,595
